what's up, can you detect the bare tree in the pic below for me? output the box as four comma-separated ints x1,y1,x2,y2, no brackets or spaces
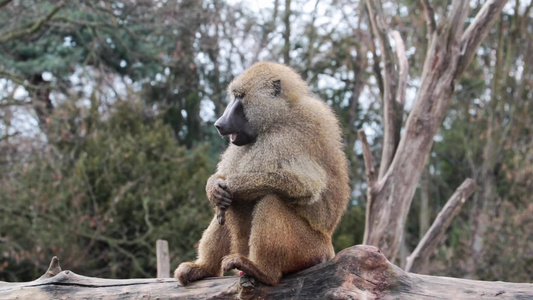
361,0,508,268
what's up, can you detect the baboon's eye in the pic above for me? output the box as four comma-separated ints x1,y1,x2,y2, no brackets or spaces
232,87,245,99
272,80,282,97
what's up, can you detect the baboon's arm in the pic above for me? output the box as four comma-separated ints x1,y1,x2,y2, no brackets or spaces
226,172,316,202
226,158,327,204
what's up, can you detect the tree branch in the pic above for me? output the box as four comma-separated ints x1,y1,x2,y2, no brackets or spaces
420,0,436,34
391,30,408,106
0,1,65,44
448,0,471,43
405,178,477,273
357,129,376,185
456,0,509,77
38,256,62,280
365,0,402,180
251,0,279,63
0,70,38,91
0,0,13,9
0,100,31,107
359,129,378,246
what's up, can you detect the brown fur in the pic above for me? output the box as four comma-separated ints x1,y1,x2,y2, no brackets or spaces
174,62,350,286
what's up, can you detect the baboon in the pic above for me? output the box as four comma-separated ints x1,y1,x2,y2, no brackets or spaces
174,62,350,286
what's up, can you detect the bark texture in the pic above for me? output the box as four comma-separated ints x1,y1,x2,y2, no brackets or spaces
1,246,532,300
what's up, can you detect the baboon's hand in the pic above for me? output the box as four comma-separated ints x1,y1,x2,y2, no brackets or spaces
213,178,232,210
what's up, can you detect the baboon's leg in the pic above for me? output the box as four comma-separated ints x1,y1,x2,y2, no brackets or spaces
226,201,255,257
174,216,230,285
222,195,333,286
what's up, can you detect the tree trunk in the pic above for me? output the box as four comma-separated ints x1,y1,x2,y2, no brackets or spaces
1,246,531,300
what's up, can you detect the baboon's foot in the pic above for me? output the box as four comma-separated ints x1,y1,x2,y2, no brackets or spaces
222,254,281,286
174,262,213,285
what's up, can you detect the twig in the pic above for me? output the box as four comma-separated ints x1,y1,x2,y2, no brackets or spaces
38,256,62,280
0,100,31,107
79,163,99,213
0,1,66,44
0,131,20,143
0,70,38,91
405,178,477,273
251,0,280,63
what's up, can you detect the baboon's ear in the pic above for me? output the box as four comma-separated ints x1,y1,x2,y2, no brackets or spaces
272,79,282,97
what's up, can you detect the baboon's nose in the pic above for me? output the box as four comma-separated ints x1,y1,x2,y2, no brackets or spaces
214,118,228,135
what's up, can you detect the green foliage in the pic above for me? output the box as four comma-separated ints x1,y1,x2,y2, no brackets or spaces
333,203,365,252
477,202,533,282
0,1,162,80
0,100,214,281
0,0,531,284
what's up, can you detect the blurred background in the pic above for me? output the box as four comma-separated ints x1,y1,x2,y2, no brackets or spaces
0,0,531,283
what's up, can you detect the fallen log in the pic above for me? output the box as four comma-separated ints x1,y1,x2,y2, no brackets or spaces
1,245,531,299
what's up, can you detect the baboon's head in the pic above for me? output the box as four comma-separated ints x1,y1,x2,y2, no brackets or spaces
215,62,310,146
